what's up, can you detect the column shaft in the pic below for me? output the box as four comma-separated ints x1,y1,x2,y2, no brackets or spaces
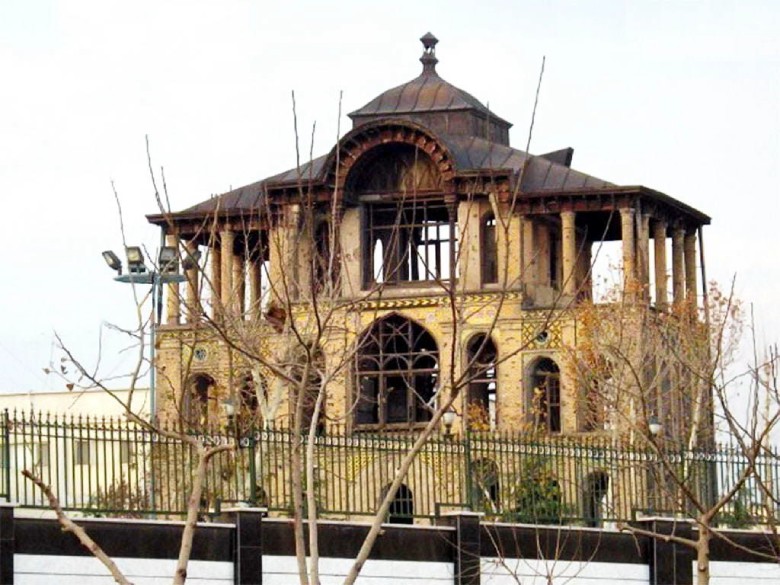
521,216,536,286
620,208,636,289
672,227,685,305
184,240,199,323
684,230,698,305
165,234,180,325
653,220,668,309
637,213,650,298
561,210,577,296
220,230,235,312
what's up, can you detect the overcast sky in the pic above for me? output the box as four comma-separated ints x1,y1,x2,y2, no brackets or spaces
0,0,778,393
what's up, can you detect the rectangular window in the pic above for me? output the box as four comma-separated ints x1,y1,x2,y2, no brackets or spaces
366,203,456,285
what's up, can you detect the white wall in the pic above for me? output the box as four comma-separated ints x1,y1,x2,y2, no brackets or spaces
0,388,150,418
482,558,649,584
15,554,232,584
705,561,780,584
263,555,453,584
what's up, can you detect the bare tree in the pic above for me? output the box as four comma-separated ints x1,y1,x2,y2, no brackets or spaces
571,278,780,585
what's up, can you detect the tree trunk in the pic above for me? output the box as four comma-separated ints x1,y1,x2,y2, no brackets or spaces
695,525,711,585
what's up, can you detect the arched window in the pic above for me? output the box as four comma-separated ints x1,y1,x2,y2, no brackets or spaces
530,358,561,433
472,458,500,513
348,143,457,287
481,213,498,284
383,483,414,524
183,374,214,430
466,335,497,430
355,315,438,427
584,471,610,527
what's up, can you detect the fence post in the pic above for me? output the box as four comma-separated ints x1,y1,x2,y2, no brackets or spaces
633,518,693,585
464,434,473,510
438,510,481,585
223,506,266,584
3,410,9,502
0,502,15,584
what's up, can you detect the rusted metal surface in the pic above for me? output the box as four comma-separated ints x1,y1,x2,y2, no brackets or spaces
152,33,710,229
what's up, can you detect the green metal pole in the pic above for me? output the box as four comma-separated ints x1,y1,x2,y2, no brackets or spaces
248,430,257,506
464,432,473,511
3,410,10,501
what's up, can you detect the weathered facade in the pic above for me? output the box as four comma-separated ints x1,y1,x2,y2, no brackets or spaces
147,34,710,450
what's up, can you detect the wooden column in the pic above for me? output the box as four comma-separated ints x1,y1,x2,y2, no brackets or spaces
210,240,222,317
521,216,536,286
637,213,650,298
620,208,636,288
234,250,246,316
165,234,180,325
671,226,685,305
684,229,698,305
561,210,577,296
185,240,200,323
220,229,235,311
653,220,668,309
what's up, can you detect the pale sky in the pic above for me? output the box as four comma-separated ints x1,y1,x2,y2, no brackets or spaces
1,0,778,393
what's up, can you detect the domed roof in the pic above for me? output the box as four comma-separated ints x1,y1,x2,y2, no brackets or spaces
349,33,511,143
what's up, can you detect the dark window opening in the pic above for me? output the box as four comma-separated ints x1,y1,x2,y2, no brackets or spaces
467,335,498,430
481,214,498,284
549,231,560,290
184,374,214,430
584,472,610,527
355,315,438,427
383,483,414,524
531,358,561,433
365,203,456,285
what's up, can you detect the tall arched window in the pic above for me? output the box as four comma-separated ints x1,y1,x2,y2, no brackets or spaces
467,335,497,430
481,213,498,284
382,483,414,524
355,314,438,427
183,374,214,430
530,358,561,433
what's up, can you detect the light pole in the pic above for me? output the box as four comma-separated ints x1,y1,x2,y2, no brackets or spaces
102,245,191,421
221,397,260,508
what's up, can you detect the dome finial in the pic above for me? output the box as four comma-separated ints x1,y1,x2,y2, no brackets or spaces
419,32,439,75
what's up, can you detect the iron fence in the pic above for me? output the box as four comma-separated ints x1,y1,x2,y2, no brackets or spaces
0,410,778,527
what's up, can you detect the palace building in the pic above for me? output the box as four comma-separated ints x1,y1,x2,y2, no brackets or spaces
146,33,711,448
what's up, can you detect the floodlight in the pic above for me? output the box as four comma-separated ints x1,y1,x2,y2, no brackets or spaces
222,397,236,418
102,250,122,274
158,246,178,274
648,415,663,437
126,246,147,274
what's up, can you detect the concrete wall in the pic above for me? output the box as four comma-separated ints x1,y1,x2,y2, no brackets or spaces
0,505,776,584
